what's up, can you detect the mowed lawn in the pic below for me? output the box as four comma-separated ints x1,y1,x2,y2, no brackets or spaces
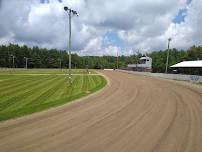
0,68,96,74
0,69,106,121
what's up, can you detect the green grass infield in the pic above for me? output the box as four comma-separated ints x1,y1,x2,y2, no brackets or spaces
0,69,107,121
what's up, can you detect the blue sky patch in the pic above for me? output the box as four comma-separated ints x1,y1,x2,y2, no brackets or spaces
172,0,192,24
173,9,187,24
102,31,125,49
40,0,49,3
186,0,192,5
40,0,62,3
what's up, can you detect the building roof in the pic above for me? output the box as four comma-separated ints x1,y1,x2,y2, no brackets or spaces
140,56,152,60
170,60,202,68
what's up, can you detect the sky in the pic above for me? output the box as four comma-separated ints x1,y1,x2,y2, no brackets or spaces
0,0,201,56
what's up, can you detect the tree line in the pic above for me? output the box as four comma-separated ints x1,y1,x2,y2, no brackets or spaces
0,44,201,74
150,46,202,74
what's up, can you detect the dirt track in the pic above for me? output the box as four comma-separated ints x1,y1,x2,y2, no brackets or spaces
0,71,202,152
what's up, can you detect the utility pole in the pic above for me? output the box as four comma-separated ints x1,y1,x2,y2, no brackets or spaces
68,10,72,80
24,57,30,69
64,6,79,85
86,55,89,74
8,49,10,69
165,38,172,73
116,50,119,69
136,50,140,69
10,55,15,68
59,49,62,70
58,58,62,69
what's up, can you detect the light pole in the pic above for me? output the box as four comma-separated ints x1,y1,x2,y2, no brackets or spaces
24,57,30,69
165,38,172,73
86,55,89,74
116,50,119,69
8,49,10,69
64,6,79,84
10,55,15,68
58,58,62,69
59,49,62,70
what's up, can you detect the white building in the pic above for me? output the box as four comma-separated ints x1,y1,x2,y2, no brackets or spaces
170,60,202,75
170,60,202,68
128,56,152,72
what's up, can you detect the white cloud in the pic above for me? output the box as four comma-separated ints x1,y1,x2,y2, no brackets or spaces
165,0,202,49
79,37,121,56
0,0,201,56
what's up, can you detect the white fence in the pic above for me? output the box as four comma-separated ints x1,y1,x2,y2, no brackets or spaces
118,70,202,83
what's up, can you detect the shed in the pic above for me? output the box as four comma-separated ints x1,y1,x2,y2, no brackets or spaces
170,60,202,75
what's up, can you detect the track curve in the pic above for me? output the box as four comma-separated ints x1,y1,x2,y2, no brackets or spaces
0,71,202,152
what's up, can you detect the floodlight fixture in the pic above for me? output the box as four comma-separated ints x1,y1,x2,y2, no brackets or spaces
64,6,68,11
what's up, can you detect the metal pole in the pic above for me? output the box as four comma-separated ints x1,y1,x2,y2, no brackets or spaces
86,55,89,73
59,49,62,70
64,6,78,83
165,38,171,73
60,59,62,69
68,10,72,84
12,56,15,68
26,58,29,69
25,58,27,69
116,51,119,69
8,50,10,69
24,57,29,69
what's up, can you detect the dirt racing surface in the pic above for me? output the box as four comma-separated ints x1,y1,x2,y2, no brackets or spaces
0,71,202,152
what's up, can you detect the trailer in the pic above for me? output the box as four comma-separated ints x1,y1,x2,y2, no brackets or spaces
128,56,152,72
